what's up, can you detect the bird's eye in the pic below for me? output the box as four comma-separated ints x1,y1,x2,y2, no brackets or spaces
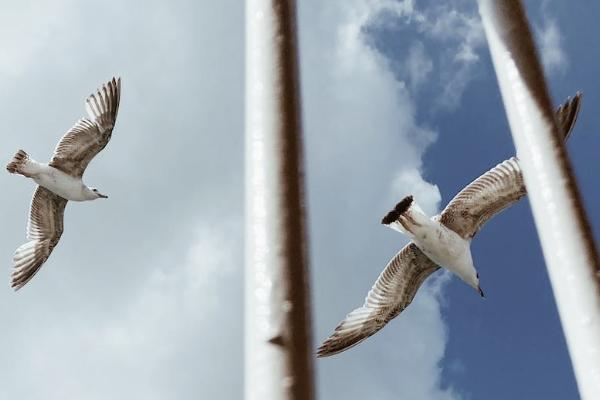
93,189,97,192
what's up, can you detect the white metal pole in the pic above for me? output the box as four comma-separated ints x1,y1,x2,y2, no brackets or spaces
477,1,600,398
245,0,315,399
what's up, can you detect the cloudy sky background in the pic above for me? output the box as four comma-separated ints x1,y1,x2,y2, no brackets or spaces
0,0,598,399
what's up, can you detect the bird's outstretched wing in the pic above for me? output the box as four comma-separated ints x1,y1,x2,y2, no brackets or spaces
317,243,439,357
318,93,582,357
49,77,121,177
439,93,582,239
12,187,67,290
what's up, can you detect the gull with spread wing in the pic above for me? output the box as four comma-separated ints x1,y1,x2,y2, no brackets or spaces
317,93,582,357
6,77,121,290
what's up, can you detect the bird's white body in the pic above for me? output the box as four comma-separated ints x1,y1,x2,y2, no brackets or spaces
388,201,480,291
22,160,93,201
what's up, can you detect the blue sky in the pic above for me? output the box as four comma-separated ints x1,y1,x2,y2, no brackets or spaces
306,1,599,399
433,2,599,397
421,3,600,398
0,0,597,399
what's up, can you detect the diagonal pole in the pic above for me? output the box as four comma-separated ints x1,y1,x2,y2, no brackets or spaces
245,0,315,399
477,1,600,398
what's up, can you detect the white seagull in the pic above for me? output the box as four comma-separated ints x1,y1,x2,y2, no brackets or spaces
317,93,582,357
6,77,121,290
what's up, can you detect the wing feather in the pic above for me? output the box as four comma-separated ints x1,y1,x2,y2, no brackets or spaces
317,244,439,357
49,77,121,177
12,187,67,290
439,93,582,238
317,93,582,357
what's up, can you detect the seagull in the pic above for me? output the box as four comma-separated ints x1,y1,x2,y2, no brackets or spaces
6,77,121,290
317,93,582,357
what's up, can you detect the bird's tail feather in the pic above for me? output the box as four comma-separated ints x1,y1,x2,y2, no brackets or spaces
381,195,414,225
6,150,33,176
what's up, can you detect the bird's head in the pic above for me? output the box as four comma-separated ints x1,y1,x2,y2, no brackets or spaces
88,187,108,199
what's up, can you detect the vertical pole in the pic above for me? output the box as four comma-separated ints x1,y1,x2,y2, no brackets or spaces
477,1,600,398
245,0,315,399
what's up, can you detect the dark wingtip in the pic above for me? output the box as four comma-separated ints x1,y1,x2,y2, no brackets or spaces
557,92,583,141
381,195,413,225
316,343,339,358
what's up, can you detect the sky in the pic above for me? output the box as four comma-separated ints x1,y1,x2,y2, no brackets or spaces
0,0,598,399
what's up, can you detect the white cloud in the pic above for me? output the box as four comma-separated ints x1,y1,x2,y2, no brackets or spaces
0,0,245,398
299,1,464,399
0,0,484,398
360,2,483,109
0,223,242,400
536,18,568,75
406,41,434,91
391,168,441,216
534,0,568,75
423,6,484,109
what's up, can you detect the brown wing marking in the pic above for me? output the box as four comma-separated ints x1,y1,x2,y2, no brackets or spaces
12,187,67,290
49,77,121,177
317,244,439,357
439,93,582,238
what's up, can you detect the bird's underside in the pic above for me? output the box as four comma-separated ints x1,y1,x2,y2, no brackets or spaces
317,92,582,357
7,77,121,290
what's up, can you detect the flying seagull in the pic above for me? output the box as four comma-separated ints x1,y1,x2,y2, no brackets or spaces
317,93,582,357
6,77,121,290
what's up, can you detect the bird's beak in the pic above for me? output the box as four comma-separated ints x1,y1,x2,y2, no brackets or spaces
98,193,108,199
478,285,485,298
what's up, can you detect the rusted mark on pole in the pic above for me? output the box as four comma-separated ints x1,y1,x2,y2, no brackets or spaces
245,0,315,399
478,1,600,398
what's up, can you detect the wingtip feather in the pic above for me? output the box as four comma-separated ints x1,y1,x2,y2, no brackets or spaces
316,306,380,358
85,77,122,130
557,91,582,141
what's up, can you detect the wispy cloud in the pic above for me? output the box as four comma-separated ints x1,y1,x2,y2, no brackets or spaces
426,7,484,109
362,1,484,110
405,41,434,92
299,1,470,399
536,18,568,75
532,0,569,75
0,0,485,399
